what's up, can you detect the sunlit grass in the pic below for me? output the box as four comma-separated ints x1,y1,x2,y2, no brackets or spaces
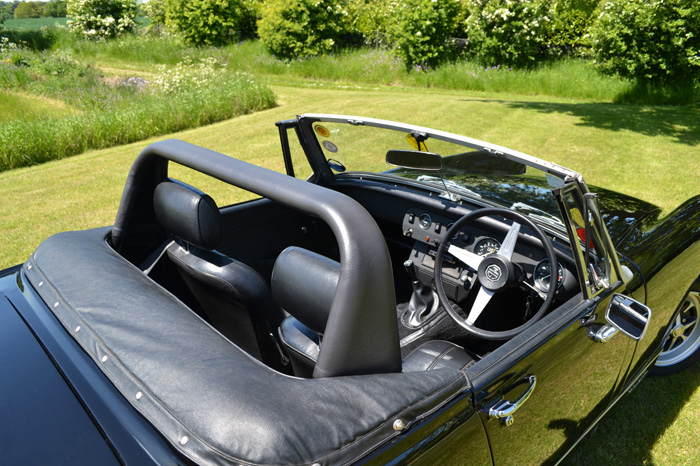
0,90,75,122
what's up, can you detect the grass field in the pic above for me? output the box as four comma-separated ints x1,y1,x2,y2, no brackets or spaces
2,17,68,30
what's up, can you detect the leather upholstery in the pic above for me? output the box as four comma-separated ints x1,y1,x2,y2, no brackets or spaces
272,246,340,335
153,181,222,250
272,247,340,376
402,340,475,372
153,181,285,366
27,227,468,466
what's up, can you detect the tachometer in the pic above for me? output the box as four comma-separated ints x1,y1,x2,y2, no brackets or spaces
534,259,564,292
474,238,501,257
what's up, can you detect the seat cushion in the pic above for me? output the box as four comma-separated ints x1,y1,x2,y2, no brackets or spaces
402,340,475,372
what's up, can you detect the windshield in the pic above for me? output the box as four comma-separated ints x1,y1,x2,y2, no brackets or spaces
310,118,570,233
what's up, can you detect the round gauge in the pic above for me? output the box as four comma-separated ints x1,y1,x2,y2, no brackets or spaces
419,213,432,230
474,237,501,257
534,259,564,292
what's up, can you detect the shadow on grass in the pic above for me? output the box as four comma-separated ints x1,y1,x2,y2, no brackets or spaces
562,364,700,465
461,99,700,146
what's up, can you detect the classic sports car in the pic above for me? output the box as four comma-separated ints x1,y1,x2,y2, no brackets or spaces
2,114,700,466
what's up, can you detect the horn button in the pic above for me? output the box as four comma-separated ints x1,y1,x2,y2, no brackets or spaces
478,255,515,291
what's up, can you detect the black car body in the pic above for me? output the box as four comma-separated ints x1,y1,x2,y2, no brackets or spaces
2,114,699,465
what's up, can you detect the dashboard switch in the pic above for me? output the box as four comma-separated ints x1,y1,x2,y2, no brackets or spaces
408,213,415,224
434,223,441,233
403,229,413,237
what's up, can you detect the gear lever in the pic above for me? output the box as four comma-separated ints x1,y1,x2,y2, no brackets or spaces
402,260,440,327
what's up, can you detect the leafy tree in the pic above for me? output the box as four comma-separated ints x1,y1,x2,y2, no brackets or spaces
164,0,258,46
258,0,356,59
391,0,461,70
42,0,68,17
590,0,700,84
546,0,599,51
143,0,166,32
67,0,137,40
464,0,552,67
14,1,42,19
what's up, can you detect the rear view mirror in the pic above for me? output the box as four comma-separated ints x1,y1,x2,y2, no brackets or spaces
605,294,651,341
386,150,442,171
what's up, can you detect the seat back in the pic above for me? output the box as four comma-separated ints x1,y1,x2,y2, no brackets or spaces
153,181,287,369
272,247,340,376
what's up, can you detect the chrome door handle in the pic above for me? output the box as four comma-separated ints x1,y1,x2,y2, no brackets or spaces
588,324,618,343
487,374,536,426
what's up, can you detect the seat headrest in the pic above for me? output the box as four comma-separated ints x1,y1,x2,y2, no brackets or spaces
271,247,340,335
153,181,223,250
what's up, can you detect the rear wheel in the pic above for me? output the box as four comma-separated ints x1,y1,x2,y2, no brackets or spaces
652,291,700,375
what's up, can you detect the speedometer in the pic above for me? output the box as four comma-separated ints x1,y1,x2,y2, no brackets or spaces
474,238,501,257
534,259,564,292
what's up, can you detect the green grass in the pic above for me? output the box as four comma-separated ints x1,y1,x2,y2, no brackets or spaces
0,90,75,122
3,17,68,31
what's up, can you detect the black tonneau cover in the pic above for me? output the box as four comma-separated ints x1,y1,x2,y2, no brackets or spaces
24,227,467,465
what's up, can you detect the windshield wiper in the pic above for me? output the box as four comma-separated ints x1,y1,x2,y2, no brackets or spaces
416,175,482,200
509,202,565,231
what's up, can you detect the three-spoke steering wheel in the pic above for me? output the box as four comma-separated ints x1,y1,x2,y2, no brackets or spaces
434,207,558,340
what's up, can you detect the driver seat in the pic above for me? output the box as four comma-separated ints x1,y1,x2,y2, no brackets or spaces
152,181,287,369
272,247,474,377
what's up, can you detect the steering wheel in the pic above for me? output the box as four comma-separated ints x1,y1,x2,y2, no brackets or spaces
434,207,558,340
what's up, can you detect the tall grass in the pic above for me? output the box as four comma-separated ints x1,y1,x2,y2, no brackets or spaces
0,75,275,171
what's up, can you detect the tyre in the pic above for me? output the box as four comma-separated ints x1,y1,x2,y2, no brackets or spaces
651,291,700,375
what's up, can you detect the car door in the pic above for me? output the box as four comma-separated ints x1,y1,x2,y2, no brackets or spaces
466,182,638,465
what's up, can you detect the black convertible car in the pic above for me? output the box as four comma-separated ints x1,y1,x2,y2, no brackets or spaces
2,114,700,465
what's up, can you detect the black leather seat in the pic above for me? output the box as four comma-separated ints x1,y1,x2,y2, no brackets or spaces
153,181,287,369
272,246,474,377
272,246,339,377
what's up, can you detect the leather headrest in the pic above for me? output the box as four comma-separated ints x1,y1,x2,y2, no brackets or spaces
153,181,223,250
271,247,340,335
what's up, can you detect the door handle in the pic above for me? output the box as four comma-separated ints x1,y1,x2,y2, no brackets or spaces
487,374,536,426
588,323,618,343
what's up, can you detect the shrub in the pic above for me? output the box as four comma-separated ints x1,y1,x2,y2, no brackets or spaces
391,0,461,70
67,0,137,40
164,0,257,46
347,0,399,48
546,0,599,51
257,0,355,59
590,0,700,84
464,0,552,68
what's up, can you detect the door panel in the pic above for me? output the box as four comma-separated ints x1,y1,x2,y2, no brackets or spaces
473,290,633,466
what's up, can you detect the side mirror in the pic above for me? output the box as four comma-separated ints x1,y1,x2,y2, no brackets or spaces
386,150,442,171
605,294,651,341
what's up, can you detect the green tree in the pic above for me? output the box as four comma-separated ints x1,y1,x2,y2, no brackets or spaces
164,0,258,46
547,0,599,51
67,0,137,40
590,0,700,84
14,1,42,18
391,0,461,70
258,0,356,59
42,0,68,17
465,0,552,67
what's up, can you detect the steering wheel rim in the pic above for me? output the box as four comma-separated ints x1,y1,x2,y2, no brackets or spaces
434,207,558,340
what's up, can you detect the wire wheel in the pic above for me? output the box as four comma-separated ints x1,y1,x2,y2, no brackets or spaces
654,291,700,373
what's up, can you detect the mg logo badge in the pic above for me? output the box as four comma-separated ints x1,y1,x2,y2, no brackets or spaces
485,264,502,282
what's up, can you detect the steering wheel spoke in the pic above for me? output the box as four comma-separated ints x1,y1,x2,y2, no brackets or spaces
498,222,521,260
448,244,483,271
466,286,494,325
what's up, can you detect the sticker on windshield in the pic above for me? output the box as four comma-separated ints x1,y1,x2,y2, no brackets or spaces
315,125,330,138
406,134,428,152
322,141,338,153
570,208,585,227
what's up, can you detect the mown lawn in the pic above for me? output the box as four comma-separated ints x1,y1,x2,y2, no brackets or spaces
1,84,699,465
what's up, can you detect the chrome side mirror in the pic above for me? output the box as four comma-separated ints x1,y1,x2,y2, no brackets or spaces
605,294,651,341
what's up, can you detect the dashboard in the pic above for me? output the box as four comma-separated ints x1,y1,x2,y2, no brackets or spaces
400,207,579,303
